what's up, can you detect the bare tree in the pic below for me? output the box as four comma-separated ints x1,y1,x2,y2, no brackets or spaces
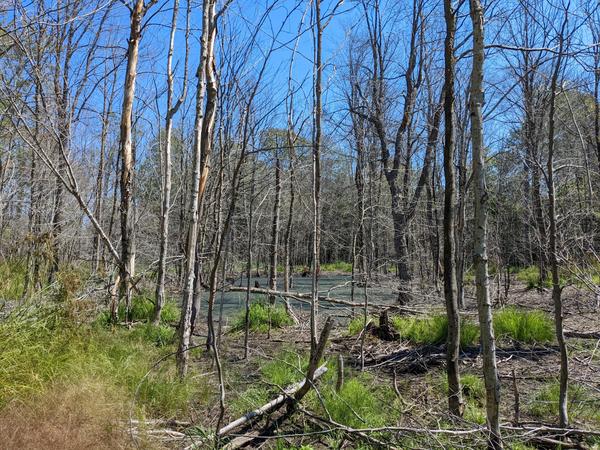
470,0,502,446
118,0,158,319
154,0,190,324
443,0,463,418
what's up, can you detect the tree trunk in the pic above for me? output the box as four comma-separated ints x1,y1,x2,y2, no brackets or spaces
443,0,463,418
155,0,189,324
118,0,145,320
470,0,502,447
268,151,282,304
177,0,214,378
546,16,569,428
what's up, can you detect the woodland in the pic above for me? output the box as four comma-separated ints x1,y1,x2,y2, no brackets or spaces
0,0,600,449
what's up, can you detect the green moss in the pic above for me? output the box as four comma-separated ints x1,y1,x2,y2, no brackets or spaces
493,307,554,344
231,300,293,333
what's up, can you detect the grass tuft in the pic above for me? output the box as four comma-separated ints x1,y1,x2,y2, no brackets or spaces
493,307,554,344
231,299,293,333
391,315,479,348
346,315,377,336
261,351,308,387
515,266,552,290
529,381,600,423
0,260,27,300
0,303,206,418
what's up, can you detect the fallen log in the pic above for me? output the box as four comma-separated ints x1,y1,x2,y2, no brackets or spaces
564,330,600,339
226,285,425,315
217,365,328,438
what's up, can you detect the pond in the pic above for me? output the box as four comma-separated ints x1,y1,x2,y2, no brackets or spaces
199,274,399,325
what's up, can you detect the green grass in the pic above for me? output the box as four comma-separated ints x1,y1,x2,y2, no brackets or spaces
439,373,486,425
493,307,554,344
322,377,386,428
0,302,205,417
391,315,479,348
0,260,27,300
347,315,377,336
261,351,308,387
309,372,394,429
231,299,293,333
320,261,353,273
228,385,270,416
529,381,600,424
515,266,552,289
96,292,180,324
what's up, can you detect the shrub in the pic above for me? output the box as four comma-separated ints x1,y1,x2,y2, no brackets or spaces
493,307,554,344
54,267,85,302
231,300,293,333
391,315,479,348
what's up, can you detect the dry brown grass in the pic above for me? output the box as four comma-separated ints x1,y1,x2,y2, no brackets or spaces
0,378,134,450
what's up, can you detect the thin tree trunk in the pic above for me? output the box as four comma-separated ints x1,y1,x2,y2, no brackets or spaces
244,158,256,359
310,0,323,351
546,14,569,427
268,150,282,304
118,0,147,320
470,0,502,446
154,0,189,324
177,0,214,378
443,0,463,418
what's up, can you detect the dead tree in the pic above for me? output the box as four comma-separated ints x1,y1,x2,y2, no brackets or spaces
118,0,158,319
154,0,190,324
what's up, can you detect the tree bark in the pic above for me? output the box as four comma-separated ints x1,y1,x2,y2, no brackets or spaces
177,0,214,378
470,0,502,447
443,0,463,418
268,150,282,304
154,0,189,324
546,12,569,428
118,0,147,320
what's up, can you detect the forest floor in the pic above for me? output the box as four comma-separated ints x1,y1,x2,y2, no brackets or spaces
0,269,599,449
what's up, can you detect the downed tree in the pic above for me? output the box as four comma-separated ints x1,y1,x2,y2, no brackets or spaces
217,364,328,437
217,317,334,450
564,330,600,339
227,285,425,315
